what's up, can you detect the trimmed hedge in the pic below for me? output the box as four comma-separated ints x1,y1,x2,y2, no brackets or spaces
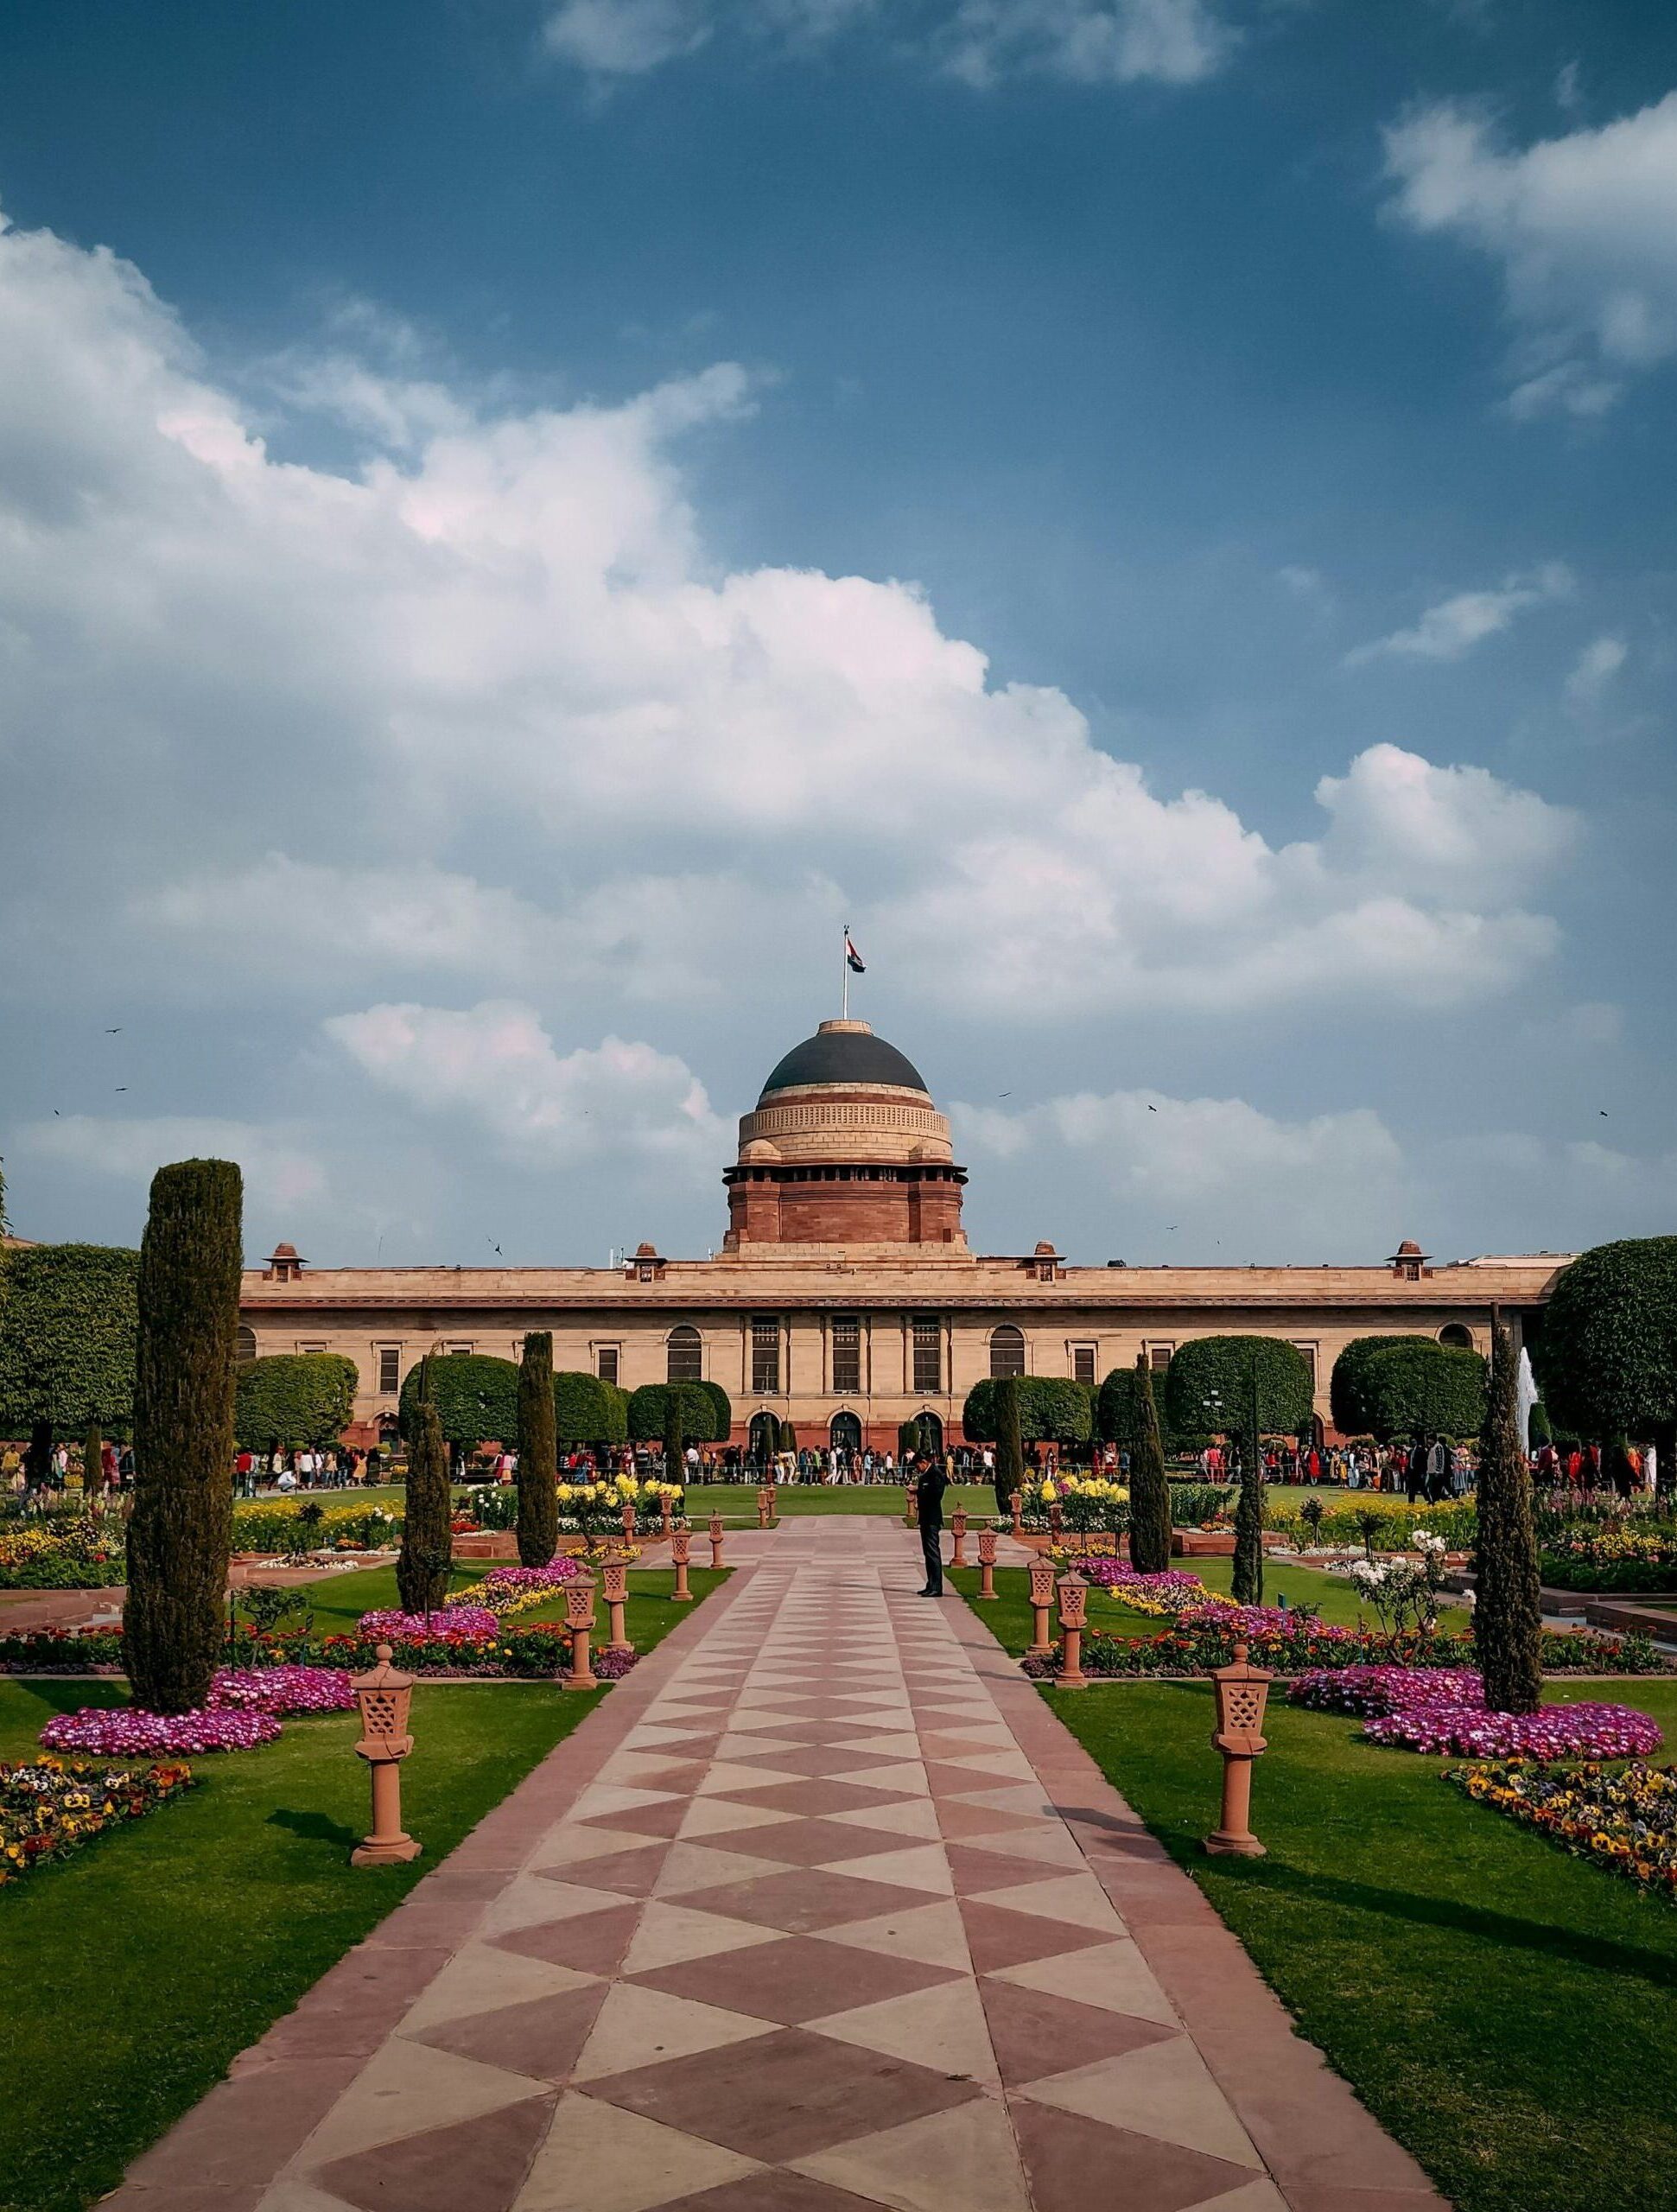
628,1382,728,1445
1535,1236,1677,1485
1357,1338,1487,1444
963,1376,1095,1444
398,1353,519,1447
234,1353,359,1449
0,1241,139,1438
1165,1336,1313,1442
553,1370,629,1446
1331,1334,1424,1438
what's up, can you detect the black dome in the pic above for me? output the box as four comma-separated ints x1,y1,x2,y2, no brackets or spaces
759,1026,929,1103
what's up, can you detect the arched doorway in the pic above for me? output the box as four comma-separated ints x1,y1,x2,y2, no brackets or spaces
748,1411,778,1466
914,1410,943,1455
1438,1324,1473,1351
829,1410,862,1457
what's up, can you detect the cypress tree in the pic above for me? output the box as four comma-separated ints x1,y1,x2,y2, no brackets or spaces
1475,1320,1543,1713
397,1357,453,1618
1232,1444,1265,1605
1128,1355,1173,1574
996,1376,1025,1503
776,1416,797,1457
898,1418,921,1460
516,1332,558,1567
124,1159,242,1715
83,1420,104,1499
664,1388,685,1482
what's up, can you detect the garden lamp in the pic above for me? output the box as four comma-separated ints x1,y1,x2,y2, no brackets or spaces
1204,1640,1274,1858
350,1643,420,1867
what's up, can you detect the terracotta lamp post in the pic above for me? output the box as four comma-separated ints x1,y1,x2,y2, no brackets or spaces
660,1496,675,1540
350,1644,421,1867
1026,1556,1058,1657
708,1511,726,1568
756,1485,775,1529
1047,1497,1063,1547
563,1574,597,1691
600,1556,632,1654
620,1500,638,1544
976,1525,999,1601
904,1482,918,1529
670,1523,693,1602
1055,1568,1089,1689
950,1503,969,1569
1204,1641,1274,1858
1009,1490,1023,1539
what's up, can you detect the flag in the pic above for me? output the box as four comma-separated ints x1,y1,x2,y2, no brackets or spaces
844,933,866,974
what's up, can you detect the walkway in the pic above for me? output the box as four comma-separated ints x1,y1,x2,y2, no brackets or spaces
110,1518,1446,2212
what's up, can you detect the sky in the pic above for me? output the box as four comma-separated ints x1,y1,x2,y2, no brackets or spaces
0,0,1674,1270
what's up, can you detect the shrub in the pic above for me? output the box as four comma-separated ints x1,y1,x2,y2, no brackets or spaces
1476,1322,1543,1715
1165,1336,1314,1445
1357,1340,1488,1444
964,1376,1095,1445
234,1352,359,1449
397,1359,453,1617
552,1370,627,1446
398,1353,519,1448
1128,1356,1173,1575
0,1241,140,1446
1331,1335,1423,1438
1536,1236,1677,1494
125,1160,242,1717
517,1332,559,1568
628,1382,726,1444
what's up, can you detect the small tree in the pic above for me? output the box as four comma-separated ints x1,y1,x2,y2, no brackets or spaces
1128,1356,1173,1575
628,1382,723,1445
1331,1335,1420,1439
124,1160,242,1715
397,1358,453,1618
235,1352,359,1450
777,1417,797,1457
553,1370,627,1448
1535,1236,1677,1498
517,1332,558,1567
664,1387,685,1482
1358,1341,1488,1446
398,1352,519,1455
1475,1321,1543,1713
1232,1438,1265,1606
0,1241,140,1444
898,1418,921,1459
82,1420,104,1498
996,1376,1025,1503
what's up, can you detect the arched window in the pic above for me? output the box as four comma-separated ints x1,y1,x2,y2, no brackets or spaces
989,1325,1026,1379
236,1325,257,1368
666,1325,702,1384
1438,1324,1474,1351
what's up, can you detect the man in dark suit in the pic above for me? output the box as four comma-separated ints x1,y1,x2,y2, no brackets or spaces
914,1452,949,1596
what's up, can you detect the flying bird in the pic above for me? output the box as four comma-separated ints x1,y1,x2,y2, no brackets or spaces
1147,1103,1157,1113
114,1087,127,1093
997,1091,1011,1098
105,1027,122,1034
1599,1109,1608,1117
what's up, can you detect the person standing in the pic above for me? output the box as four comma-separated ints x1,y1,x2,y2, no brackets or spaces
914,1451,948,1596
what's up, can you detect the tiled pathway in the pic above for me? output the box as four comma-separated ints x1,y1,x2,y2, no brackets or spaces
112,1519,1447,2212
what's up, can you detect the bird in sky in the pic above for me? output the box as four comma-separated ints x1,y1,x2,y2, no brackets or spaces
1147,1103,1157,1113
1599,1109,1608,1117
114,1087,127,1092
105,1027,122,1034
997,1091,1011,1098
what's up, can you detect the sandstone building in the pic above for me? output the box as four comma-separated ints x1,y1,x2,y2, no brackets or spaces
240,1019,1571,1451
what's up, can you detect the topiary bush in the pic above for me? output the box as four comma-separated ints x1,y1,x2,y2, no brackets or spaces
628,1382,725,1445
516,1332,558,1568
1476,1322,1543,1714
1535,1236,1677,1494
1128,1356,1173,1575
552,1370,628,1446
1331,1334,1425,1439
963,1376,1095,1445
397,1360,453,1618
234,1352,359,1449
0,1241,139,1444
1356,1339,1488,1444
398,1353,518,1449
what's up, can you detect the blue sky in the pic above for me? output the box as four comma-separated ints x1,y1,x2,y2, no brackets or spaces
1,0,1673,1268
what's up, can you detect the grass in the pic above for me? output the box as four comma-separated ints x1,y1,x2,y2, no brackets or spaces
289,1559,727,1643
950,1556,1421,1646
0,1567,727,2212
955,1582,1677,2212
683,1481,1001,1522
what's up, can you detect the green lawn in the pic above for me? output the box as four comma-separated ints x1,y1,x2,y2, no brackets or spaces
950,1554,1390,1643
290,1559,726,1642
956,1585,1677,2212
1,1567,727,2212
689,1481,1001,1522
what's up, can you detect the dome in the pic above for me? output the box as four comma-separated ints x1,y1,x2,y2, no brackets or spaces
758,1020,929,1104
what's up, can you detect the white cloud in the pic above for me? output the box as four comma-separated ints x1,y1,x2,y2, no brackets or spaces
538,0,1233,84
1344,563,1572,664
1564,632,1628,710
0,206,1577,1055
1384,92,1677,413
324,1001,727,1173
17,1116,327,1213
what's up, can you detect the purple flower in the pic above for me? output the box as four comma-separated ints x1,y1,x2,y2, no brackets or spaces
207,1666,355,1715
359,1606,500,1643
40,1706,283,1754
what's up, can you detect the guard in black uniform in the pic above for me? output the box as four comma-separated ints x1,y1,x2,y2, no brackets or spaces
914,1452,948,1596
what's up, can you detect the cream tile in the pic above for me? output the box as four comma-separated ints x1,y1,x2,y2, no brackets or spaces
966,1872,1123,1933
572,1983,774,2081
620,1900,783,1974
988,1937,1178,2025
820,1899,973,1974
810,1975,1000,2087
1019,2037,1262,2169
793,2095,1031,2212
479,1875,629,1940
653,1841,789,1895
399,1942,595,2033
302,2037,545,2167
515,2092,761,2212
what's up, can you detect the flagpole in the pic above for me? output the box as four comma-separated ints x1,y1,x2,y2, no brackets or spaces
842,923,849,1020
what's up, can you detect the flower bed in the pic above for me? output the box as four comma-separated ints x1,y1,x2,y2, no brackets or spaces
456,1562,586,1618
359,1605,501,1643
231,1502,403,1556
0,1755,195,1884
40,1707,283,1755
1022,1610,1356,1680
0,1515,127,1589
320,1624,589,1676
206,1666,355,1714
1451,1760,1677,1897
0,1626,126,1673
1290,1662,1666,1756
1080,1562,1213,1616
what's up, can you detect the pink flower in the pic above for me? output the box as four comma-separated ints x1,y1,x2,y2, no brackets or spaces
40,1707,283,1754
359,1606,499,1643
207,1667,355,1715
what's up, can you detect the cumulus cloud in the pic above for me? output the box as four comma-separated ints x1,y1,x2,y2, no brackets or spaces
1344,563,1573,665
1383,92,1677,414
0,199,1584,1113
324,1001,727,1173
538,0,1233,84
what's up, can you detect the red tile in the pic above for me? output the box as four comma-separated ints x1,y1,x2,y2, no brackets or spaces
315,2089,556,2212
631,1933,961,2024
588,1798,691,1840
657,2172,891,2212
705,1818,924,1867
407,1984,611,2082
536,1846,669,1897
958,1901,1114,1974
977,1980,1177,2088
943,1844,1067,1896
677,1867,937,1935
489,1903,644,1977
935,1801,1043,1842
584,2025,982,2161
1010,2101,1255,2212
711,1779,919,1819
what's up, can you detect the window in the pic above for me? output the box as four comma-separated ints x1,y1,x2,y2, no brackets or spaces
596,1344,620,1386
666,1325,702,1384
832,1316,861,1395
1071,1344,1096,1386
751,1316,781,1395
446,1342,473,1357
1147,1342,1173,1373
235,1325,257,1369
1439,1324,1473,1351
377,1345,401,1395
1289,1341,1319,1389
989,1325,1026,1379
297,1340,327,1356
912,1315,942,1395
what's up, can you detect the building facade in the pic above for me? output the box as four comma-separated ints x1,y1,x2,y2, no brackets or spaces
239,1019,1571,1450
